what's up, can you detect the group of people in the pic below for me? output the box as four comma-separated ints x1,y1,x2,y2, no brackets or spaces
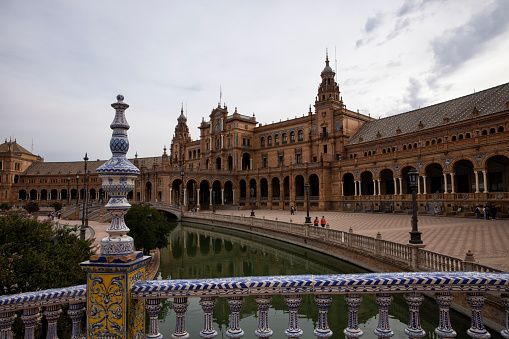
313,216,326,227
290,205,297,215
47,211,61,221
475,205,498,220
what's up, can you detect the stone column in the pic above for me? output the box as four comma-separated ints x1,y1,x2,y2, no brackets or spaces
443,173,448,194
169,188,172,204
340,181,344,196
474,171,480,193
209,188,213,205
399,177,403,195
482,170,488,193
232,189,235,205
422,175,427,194
417,176,421,195
451,172,456,194
196,188,200,206
184,188,187,206
81,95,150,339
354,181,358,196
377,179,381,195
394,178,398,195
249,158,253,170
221,188,224,205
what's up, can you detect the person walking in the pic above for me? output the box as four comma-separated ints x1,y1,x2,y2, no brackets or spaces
313,217,319,227
290,206,294,215
320,216,326,228
492,205,497,220
475,206,481,219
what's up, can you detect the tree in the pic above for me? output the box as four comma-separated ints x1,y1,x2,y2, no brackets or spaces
50,201,63,212
25,201,39,214
0,211,93,296
125,203,174,255
0,203,10,211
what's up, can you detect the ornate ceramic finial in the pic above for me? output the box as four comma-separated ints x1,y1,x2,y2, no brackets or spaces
93,95,141,262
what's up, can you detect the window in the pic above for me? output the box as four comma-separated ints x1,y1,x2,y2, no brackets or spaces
324,145,327,153
296,153,302,164
282,133,287,144
290,131,295,143
189,151,192,159
298,130,303,141
275,134,279,145
215,123,221,132
245,125,248,129
268,136,272,146
261,137,265,147
482,129,488,135
466,133,471,138
247,139,250,146
313,125,316,134
228,138,232,147
262,155,267,168
206,142,210,150
490,128,496,134
498,126,504,132
0,161,2,170
452,136,457,141
243,138,246,146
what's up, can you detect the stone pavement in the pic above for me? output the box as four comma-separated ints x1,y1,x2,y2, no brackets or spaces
41,209,509,272
208,209,509,272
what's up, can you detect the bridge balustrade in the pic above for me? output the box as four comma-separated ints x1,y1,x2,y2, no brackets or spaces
131,271,509,338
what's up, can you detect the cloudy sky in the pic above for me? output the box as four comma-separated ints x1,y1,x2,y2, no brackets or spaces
1,0,508,162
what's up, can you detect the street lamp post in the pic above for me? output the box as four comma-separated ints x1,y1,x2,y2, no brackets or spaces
26,184,29,201
76,173,79,206
67,174,70,205
180,170,185,207
408,168,422,244
250,188,255,217
81,153,88,240
212,191,216,213
304,183,311,224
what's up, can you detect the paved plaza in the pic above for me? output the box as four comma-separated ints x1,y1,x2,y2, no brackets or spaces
44,209,509,272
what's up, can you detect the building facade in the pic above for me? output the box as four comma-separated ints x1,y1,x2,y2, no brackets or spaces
2,56,509,215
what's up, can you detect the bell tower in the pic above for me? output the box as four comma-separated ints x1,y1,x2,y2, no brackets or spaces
315,50,343,108
170,105,192,167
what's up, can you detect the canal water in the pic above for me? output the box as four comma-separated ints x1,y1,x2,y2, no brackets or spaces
155,222,502,338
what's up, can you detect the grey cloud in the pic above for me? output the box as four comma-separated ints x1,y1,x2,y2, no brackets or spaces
364,13,383,33
403,77,427,110
431,0,509,75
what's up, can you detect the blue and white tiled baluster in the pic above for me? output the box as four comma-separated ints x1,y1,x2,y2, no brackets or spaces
501,294,509,339
20,308,39,339
435,293,457,338
314,294,333,338
404,292,426,338
226,296,245,338
172,297,190,339
344,294,363,338
43,305,62,339
200,296,218,338
146,299,163,339
284,294,303,338
466,293,491,339
67,303,85,339
254,295,273,337
0,311,16,339
374,293,394,338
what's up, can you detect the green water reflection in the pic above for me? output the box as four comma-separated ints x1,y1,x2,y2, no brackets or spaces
154,222,502,338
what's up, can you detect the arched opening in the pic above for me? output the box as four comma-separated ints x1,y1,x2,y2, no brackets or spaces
224,181,233,204
271,177,280,200
425,163,444,194
216,157,222,170
294,175,305,200
212,180,222,205
360,171,374,195
283,176,290,200
18,189,27,200
145,181,152,202
50,189,58,200
453,160,475,193
401,166,417,194
260,178,268,200
486,155,509,192
309,174,319,198
61,189,68,201
249,179,257,198
239,180,247,201
342,173,355,196
40,189,48,200
380,169,395,195
29,189,37,200
186,179,198,205
199,181,211,207
227,156,233,171
71,189,78,201
205,159,210,170
90,188,96,200
242,153,251,170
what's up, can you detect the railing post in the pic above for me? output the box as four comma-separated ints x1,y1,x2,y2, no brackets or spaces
463,250,475,271
255,295,273,337
348,228,353,248
226,296,245,338
501,294,509,338
435,293,457,338
314,294,333,338
465,293,491,338
404,292,426,338
199,296,218,338
20,307,38,339
0,311,16,339
284,294,303,337
375,232,382,256
80,95,150,339
172,297,190,338
374,293,394,338
43,304,62,339
146,299,163,339
344,294,363,338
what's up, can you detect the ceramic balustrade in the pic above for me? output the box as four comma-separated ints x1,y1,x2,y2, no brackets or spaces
130,271,509,339
0,284,86,339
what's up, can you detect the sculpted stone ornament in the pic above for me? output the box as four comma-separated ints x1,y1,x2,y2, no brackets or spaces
91,94,142,263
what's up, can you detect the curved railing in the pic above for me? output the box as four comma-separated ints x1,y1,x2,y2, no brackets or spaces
131,271,509,338
0,285,86,339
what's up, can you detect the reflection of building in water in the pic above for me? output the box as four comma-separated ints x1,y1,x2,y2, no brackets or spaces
159,223,349,280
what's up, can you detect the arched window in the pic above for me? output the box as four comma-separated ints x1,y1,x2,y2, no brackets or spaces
215,123,221,132
458,134,463,140
452,135,457,141
382,149,386,154
268,136,272,146
290,131,295,143
261,137,265,147
364,152,367,157
275,134,279,145
466,133,471,138
426,140,430,146
482,129,488,135
298,130,304,141
498,126,504,132
403,145,407,150
437,138,442,144
282,133,287,144
490,128,496,134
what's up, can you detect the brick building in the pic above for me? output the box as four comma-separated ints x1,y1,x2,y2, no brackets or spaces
2,56,509,214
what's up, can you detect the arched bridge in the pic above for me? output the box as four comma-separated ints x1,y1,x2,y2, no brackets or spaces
144,202,182,220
